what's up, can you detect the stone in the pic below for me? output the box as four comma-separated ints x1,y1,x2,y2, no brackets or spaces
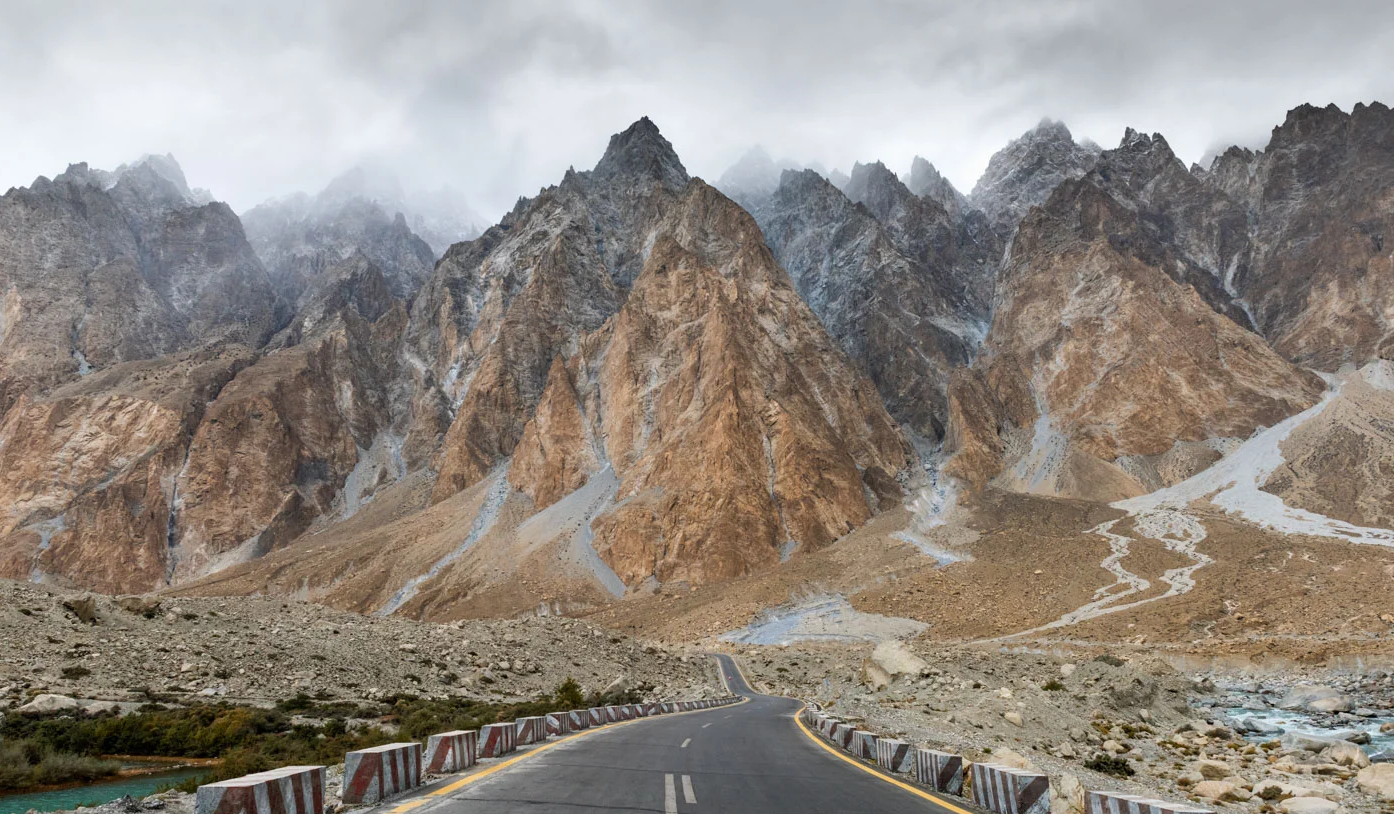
63,596,99,625
1321,742,1370,768
1050,772,1085,814
1004,711,1024,726
1356,764,1394,799
116,596,162,617
991,748,1036,771
1103,740,1125,754
1278,686,1346,711
1057,742,1077,759
1193,781,1250,802
1195,759,1233,780
1382,722,1394,734
16,694,81,714
83,701,119,715
869,640,930,679
1308,696,1354,714
1282,732,1343,753
1278,798,1340,814
1060,664,1076,678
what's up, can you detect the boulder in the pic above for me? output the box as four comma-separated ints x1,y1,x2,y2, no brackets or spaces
17,694,81,714
1050,772,1085,814
870,640,929,678
862,660,891,692
1004,711,1024,727
1278,685,1348,712
1060,664,1077,678
1356,764,1394,799
1381,722,1394,735
992,747,1037,771
83,701,119,715
1278,797,1340,814
1282,732,1344,752
1308,696,1354,714
1193,781,1251,802
1195,759,1233,780
116,595,162,617
1321,742,1370,769
62,596,99,625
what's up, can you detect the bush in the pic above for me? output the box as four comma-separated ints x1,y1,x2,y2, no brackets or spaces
1083,754,1135,777
61,666,92,680
1042,679,1065,691
0,740,120,791
553,678,584,709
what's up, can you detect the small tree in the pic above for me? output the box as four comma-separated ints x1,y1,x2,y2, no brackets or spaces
554,677,585,709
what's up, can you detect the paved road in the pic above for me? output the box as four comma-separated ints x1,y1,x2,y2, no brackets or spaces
393,653,965,813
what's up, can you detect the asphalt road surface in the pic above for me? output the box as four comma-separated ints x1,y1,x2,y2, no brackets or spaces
388,653,968,813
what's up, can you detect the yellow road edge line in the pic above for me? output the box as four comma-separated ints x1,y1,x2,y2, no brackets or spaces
791,710,978,814
388,697,751,814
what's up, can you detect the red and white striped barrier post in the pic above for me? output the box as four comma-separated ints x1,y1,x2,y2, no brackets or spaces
424,731,477,774
545,712,571,737
832,723,855,750
587,707,606,727
515,716,548,745
566,710,589,730
479,723,518,758
196,766,325,814
913,748,964,795
1088,791,1214,814
603,705,621,722
342,743,422,805
850,730,879,760
876,739,914,773
971,763,1050,814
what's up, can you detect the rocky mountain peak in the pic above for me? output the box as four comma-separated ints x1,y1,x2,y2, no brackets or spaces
907,156,966,216
844,161,921,223
592,116,689,190
715,145,781,208
970,118,1102,236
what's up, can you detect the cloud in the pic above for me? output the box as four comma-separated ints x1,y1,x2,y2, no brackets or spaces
1,0,1391,219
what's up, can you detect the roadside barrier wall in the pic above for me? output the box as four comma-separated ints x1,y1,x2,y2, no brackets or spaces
479,723,518,758
876,738,913,773
515,716,548,745
424,731,477,774
914,748,964,795
971,762,1050,814
545,712,572,736
342,743,422,805
195,766,325,814
1088,791,1214,814
850,730,879,760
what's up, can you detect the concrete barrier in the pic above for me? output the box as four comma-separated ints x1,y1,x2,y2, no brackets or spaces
424,730,476,774
566,710,589,730
1088,791,1213,814
876,739,914,773
342,743,422,805
479,723,517,758
914,748,964,795
515,716,548,745
545,712,571,737
971,763,1050,814
603,705,621,722
587,707,606,727
850,730,879,760
832,723,855,750
196,766,325,814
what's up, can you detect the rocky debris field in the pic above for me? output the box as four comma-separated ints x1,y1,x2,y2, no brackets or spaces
732,642,1394,814
0,579,721,713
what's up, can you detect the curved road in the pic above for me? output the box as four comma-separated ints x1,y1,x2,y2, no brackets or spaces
388,653,966,813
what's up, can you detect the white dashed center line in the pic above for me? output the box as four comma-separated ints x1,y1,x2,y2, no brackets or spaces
664,773,677,814
701,722,712,728
681,738,691,748
682,775,697,804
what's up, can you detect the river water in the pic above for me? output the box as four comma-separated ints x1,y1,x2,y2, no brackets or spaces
0,767,210,814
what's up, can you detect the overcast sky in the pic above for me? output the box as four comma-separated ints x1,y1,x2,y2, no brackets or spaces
2,0,1392,221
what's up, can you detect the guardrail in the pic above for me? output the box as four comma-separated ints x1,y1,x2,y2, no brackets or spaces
799,706,1211,814
198,695,742,814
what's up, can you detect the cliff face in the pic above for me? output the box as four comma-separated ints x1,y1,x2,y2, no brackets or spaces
1201,102,1394,369
969,119,1101,238
0,159,279,412
944,156,1323,500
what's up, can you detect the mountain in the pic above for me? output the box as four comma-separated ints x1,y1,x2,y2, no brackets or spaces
1199,102,1394,369
174,117,908,618
751,162,999,441
906,156,968,218
241,170,440,305
945,131,1325,501
715,146,803,209
969,119,1102,237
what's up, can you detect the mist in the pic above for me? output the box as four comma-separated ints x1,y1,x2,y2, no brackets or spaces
3,0,1392,222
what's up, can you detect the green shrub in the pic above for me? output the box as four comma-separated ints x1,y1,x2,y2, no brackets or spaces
61,666,92,680
1083,754,1134,777
1042,679,1065,691
553,678,584,709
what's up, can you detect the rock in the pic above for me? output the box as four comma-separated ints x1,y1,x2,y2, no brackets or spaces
1356,764,1394,799
1341,731,1371,745
83,700,119,715
1004,712,1024,727
1278,685,1346,711
1382,722,1394,734
63,596,100,625
991,748,1036,771
1322,742,1371,768
17,694,81,714
1060,664,1077,678
1193,781,1250,802
1050,772,1085,814
601,675,630,697
116,596,162,617
862,661,891,692
1177,772,1204,789
1308,696,1354,714
870,640,930,679
1057,742,1077,759
1102,740,1125,754
1195,759,1233,780
1278,797,1340,814
1282,732,1343,753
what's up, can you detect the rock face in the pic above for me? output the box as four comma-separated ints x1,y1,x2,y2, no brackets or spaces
753,163,999,440
946,132,1323,500
0,157,278,412
1201,102,1394,369
241,170,438,304
907,156,968,218
969,119,1101,237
